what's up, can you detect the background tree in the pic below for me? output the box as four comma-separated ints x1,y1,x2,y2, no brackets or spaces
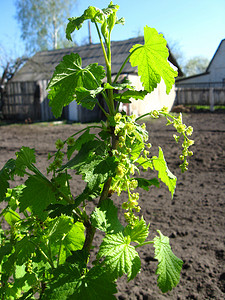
167,39,210,78
183,56,209,77
15,0,77,54
168,39,185,70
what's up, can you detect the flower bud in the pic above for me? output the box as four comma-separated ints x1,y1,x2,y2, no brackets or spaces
55,139,64,150
114,113,122,123
186,126,193,136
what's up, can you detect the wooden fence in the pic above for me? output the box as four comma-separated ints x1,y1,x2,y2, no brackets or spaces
2,80,54,121
175,87,225,111
1,80,106,123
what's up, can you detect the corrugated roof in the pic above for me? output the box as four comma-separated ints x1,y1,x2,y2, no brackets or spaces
12,36,182,82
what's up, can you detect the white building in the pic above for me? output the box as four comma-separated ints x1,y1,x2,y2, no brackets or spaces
6,37,182,122
176,39,225,88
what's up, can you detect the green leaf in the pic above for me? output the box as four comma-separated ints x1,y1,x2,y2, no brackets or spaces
2,252,16,278
91,198,123,233
63,140,117,196
15,236,36,266
153,230,183,293
19,176,56,220
114,90,148,103
5,185,25,211
66,3,120,41
46,215,74,242
0,243,13,263
75,184,101,207
129,26,177,94
15,146,36,176
66,249,89,271
104,81,133,91
130,141,145,160
124,217,149,244
78,156,117,190
75,87,102,110
136,156,153,170
4,209,20,226
45,216,85,264
74,130,96,152
152,147,177,198
44,264,117,300
47,204,78,219
132,124,148,146
98,232,141,281
47,53,105,118
67,129,95,159
74,266,117,300
60,140,106,171
64,222,85,251
66,7,101,40
0,159,15,202
51,173,72,200
135,177,160,191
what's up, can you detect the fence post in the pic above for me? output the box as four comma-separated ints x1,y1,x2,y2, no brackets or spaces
209,87,214,112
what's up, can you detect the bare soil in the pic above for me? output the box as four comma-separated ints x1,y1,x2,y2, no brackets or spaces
0,112,224,299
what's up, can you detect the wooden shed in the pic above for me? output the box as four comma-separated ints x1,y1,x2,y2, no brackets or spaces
2,36,182,122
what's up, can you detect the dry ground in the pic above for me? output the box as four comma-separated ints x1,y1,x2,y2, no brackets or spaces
0,112,224,299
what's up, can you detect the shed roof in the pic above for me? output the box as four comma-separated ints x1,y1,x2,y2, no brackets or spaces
12,36,182,82
176,39,225,84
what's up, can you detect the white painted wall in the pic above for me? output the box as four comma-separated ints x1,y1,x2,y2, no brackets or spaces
121,74,176,116
68,100,79,121
208,40,225,82
177,39,225,86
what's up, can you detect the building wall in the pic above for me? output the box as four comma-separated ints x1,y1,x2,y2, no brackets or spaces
208,41,225,83
123,75,176,116
176,73,211,86
176,40,225,87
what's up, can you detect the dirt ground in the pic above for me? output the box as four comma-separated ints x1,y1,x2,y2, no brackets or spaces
0,112,224,299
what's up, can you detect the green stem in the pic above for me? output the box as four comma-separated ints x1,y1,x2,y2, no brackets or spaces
69,125,102,140
95,22,110,68
29,240,55,269
57,234,66,267
82,128,118,258
94,21,115,115
113,45,143,84
106,33,115,116
82,220,96,253
98,178,112,208
135,112,151,122
134,240,154,249
96,99,108,117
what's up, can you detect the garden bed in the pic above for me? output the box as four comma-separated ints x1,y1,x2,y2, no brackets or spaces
0,112,224,299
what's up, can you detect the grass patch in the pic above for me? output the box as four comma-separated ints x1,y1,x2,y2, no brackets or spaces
187,105,225,111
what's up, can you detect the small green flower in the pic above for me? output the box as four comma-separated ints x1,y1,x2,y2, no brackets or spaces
173,134,180,143
67,137,75,146
54,158,62,168
114,112,122,123
188,151,193,156
55,139,64,150
141,123,146,130
186,126,193,136
176,124,186,133
186,139,194,147
151,110,159,118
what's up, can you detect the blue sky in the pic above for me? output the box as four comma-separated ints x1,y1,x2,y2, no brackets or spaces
0,0,225,69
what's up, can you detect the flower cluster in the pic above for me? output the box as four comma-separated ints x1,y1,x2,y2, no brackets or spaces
111,113,149,225
47,137,75,174
156,107,194,172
